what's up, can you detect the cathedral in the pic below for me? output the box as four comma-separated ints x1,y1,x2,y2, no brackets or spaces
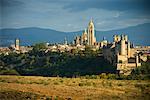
74,20,96,46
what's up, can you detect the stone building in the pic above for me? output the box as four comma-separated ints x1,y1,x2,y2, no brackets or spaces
102,35,149,75
74,20,96,46
81,29,88,45
15,38,20,51
88,20,96,45
98,37,108,48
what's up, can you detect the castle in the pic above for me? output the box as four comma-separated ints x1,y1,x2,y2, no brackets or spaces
103,35,150,75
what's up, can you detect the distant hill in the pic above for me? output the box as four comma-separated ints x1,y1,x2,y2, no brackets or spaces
95,23,150,46
0,23,150,46
0,27,73,46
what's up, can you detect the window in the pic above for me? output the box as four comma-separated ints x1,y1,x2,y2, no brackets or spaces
119,60,122,63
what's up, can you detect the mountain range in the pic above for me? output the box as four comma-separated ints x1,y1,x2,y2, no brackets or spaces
0,23,150,46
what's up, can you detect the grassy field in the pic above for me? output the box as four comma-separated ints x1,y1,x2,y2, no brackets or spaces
0,75,150,100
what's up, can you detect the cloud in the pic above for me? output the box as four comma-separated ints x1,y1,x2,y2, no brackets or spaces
96,17,150,31
63,0,150,12
1,0,24,7
113,12,121,18
0,0,150,32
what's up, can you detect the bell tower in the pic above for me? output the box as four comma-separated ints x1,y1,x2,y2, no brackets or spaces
15,38,20,50
88,19,96,45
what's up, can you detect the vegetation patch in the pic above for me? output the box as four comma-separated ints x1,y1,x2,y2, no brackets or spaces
0,90,44,100
0,76,150,100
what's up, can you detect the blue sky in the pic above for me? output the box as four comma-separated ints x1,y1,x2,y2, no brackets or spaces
0,0,150,32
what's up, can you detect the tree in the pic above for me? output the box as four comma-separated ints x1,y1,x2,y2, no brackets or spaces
33,43,46,51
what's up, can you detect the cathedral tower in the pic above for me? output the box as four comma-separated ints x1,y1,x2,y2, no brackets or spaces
88,19,96,45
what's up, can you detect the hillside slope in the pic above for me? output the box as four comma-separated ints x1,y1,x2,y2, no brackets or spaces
0,23,150,46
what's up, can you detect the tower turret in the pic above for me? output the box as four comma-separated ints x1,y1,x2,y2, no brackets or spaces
15,38,20,50
113,35,121,42
127,41,131,57
82,29,88,45
124,35,128,42
136,54,139,67
120,39,126,55
64,37,67,45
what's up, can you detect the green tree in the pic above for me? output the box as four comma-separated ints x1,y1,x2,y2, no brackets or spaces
33,43,46,51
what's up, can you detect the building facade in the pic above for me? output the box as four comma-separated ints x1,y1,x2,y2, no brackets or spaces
15,38,20,51
74,20,96,46
88,20,96,45
102,35,149,75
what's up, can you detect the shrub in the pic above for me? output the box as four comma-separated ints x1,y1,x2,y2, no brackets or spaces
99,73,108,79
90,75,97,79
59,79,63,83
85,75,90,79
53,82,59,85
117,83,123,86
116,74,127,80
54,96,58,100
0,69,20,75
107,74,116,79
78,82,92,86
46,96,52,100
79,83,84,86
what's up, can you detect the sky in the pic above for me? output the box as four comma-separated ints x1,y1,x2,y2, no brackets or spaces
0,0,150,32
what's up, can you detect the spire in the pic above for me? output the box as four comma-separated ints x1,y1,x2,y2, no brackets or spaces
103,37,106,40
89,18,94,26
88,17,95,45
64,37,67,45
90,18,93,24
90,17,93,22
84,28,87,34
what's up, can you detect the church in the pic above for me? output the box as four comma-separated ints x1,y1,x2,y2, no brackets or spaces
74,20,96,46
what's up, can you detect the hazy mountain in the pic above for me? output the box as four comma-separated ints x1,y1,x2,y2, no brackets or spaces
0,23,150,46
69,23,150,46
0,27,74,46
95,23,150,46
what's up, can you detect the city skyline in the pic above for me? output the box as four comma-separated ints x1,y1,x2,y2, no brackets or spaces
1,0,150,32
